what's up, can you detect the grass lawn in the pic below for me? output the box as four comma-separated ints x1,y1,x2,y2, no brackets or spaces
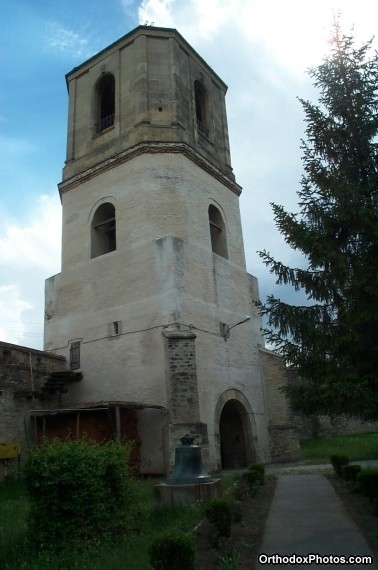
300,431,378,464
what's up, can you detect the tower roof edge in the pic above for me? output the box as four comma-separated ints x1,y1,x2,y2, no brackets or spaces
65,25,227,92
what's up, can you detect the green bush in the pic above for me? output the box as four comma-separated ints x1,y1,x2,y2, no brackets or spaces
23,439,134,548
248,463,265,485
204,497,233,538
247,463,265,485
341,464,362,483
330,454,349,477
241,472,260,496
356,468,378,500
229,479,248,501
148,530,195,570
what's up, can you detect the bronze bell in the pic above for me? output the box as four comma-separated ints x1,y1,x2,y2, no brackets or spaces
167,434,212,485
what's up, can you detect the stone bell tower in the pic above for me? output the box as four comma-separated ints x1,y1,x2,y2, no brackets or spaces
44,25,272,473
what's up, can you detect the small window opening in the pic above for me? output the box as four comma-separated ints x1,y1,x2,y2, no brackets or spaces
2,349,11,363
194,80,208,136
109,320,122,337
97,74,115,133
70,341,81,370
208,204,228,258
91,202,116,258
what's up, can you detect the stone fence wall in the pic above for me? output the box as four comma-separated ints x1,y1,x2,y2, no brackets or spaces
259,348,301,463
285,367,378,441
0,341,66,479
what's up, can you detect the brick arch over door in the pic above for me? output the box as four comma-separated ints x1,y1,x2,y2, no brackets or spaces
214,389,257,469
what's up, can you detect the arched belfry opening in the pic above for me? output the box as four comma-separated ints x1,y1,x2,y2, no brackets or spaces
194,80,208,136
91,202,116,258
96,74,115,133
208,204,228,258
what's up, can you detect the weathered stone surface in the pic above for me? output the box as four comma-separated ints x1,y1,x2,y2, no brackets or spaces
41,25,297,474
259,348,301,463
0,341,66,462
155,479,221,507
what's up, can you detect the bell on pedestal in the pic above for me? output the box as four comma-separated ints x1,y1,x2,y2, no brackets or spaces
167,434,212,485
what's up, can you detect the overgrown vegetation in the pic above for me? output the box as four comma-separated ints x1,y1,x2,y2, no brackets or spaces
148,530,196,570
0,478,206,569
330,454,349,477
329,454,378,518
0,449,274,570
201,464,270,568
23,439,134,549
330,467,378,561
240,463,266,496
356,468,378,501
0,441,209,569
204,497,233,538
341,464,362,483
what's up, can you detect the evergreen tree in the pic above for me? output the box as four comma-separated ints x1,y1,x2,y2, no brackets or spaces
259,25,378,420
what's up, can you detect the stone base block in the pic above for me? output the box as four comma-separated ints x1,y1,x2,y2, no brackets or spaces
155,479,221,507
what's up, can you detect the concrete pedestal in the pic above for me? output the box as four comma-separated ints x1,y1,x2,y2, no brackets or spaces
155,479,221,507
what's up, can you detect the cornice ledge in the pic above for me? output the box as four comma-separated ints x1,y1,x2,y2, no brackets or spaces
59,142,242,196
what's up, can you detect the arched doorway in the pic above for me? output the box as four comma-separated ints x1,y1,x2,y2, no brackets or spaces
220,400,247,469
215,390,257,470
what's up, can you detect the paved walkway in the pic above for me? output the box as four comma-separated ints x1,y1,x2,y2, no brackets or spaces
265,459,378,476
256,473,377,569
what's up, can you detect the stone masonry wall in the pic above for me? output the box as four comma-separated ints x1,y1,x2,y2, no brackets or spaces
259,347,301,462
287,368,378,441
0,341,66,476
163,327,209,473
163,329,200,424
293,412,378,442
264,361,378,447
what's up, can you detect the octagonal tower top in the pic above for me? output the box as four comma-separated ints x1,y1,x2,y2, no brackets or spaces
62,25,235,186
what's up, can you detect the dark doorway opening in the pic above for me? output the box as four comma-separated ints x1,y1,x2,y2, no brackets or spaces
219,400,247,469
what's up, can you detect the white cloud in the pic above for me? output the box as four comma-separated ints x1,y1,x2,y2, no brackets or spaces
0,285,32,346
0,195,61,349
139,0,378,73
138,0,175,27
0,195,61,271
47,22,92,58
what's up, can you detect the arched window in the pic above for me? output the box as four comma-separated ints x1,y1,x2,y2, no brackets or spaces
208,204,228,258
96,74,115,133
194,80,208,136
91,202,116,258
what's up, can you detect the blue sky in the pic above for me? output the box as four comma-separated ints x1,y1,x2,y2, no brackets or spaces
1,0,377,348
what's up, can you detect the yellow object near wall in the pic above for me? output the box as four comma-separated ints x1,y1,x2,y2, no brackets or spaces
0,443,20,460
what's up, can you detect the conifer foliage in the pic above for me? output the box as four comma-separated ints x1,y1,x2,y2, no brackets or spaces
259,26,378,420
